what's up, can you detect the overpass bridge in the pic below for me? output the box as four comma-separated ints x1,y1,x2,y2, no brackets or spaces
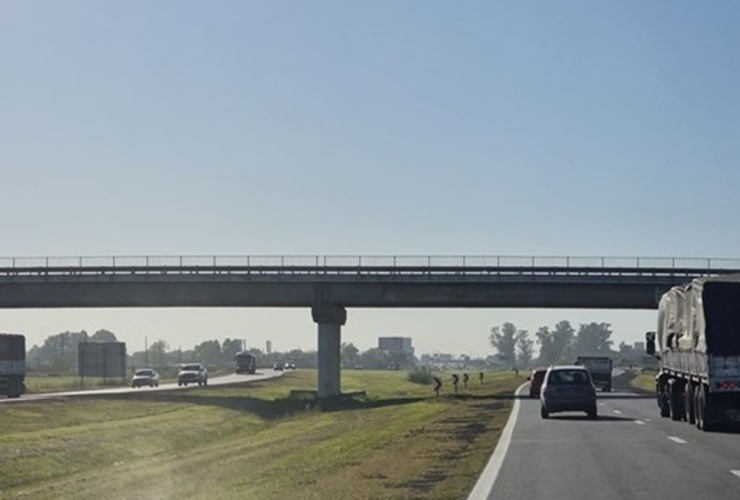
2,254,739,397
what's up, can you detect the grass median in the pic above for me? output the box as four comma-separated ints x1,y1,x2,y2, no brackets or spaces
0,369,521,499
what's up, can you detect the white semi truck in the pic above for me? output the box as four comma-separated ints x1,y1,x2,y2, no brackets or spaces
646,274,740,431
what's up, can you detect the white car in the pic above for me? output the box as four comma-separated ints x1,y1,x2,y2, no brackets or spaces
177,363,208,386
132,368,160,388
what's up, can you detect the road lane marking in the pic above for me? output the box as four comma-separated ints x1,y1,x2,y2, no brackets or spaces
730,470,740,479
635,420,646,425
668,436,687,444
467,383,527,500
599,403,606,406
613,409,622,414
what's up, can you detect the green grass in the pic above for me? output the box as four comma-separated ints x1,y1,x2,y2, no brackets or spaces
0,369,522,499
630,369,657,393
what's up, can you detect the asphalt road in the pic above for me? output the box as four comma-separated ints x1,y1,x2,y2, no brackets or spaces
0,370,284,404
480,373,740,500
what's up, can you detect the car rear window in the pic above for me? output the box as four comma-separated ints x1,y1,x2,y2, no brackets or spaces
181,364,201,371
135,369,153,376
548,369,590,385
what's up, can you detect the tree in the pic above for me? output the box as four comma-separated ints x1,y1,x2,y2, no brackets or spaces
574,322,613,356
489,322,518,366
341,342,360,368
90,329,117,342
552,320,576,364
193,339,222,367
516,330,534,369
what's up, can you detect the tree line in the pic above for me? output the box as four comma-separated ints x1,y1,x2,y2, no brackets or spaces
26,330,419,374
489,320,642,368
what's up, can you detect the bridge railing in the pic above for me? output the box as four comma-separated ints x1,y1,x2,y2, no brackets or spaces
1,255,740,271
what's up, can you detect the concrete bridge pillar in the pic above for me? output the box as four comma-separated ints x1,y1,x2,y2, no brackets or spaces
312,304,347,398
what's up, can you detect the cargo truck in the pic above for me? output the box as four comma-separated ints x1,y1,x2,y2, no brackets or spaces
646,274,740,431
0,333,25,398
576,356,613,392
235,351,257,374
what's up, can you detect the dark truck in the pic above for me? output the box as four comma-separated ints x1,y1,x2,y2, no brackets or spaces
235,351,257,374
0,333,25,398
576,356,613,392
646,274,740,431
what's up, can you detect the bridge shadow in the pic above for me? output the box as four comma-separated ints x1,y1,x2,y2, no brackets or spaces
84,390,428,418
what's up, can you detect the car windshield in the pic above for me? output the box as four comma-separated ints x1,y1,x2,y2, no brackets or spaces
134,370,154,376
181,365,201,371
548,370,590,385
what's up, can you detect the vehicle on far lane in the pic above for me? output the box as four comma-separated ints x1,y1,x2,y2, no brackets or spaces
131,368,160,388
273,362,284,371
527,367,547,398
235,351,257,374
177,363,208,386
540,365,597,419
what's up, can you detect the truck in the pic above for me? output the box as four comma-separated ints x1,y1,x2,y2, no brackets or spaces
235,351,257,374
0,333,25,398
576,356,613,392
646,274,740,431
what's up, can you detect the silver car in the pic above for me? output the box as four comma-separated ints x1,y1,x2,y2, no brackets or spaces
177,363,208,386
540,365,597,419
131,368,160,388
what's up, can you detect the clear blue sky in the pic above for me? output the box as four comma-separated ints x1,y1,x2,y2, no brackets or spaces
1,1,738,358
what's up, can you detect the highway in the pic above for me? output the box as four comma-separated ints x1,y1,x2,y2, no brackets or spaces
0,370,283,404
473,373,740,500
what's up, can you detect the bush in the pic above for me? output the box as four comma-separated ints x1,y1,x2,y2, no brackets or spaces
407,366,434,385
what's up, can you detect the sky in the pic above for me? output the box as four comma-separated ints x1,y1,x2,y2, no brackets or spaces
1,1,739,358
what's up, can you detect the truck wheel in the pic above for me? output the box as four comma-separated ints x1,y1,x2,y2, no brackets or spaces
695,384,707,431
685,383,696,425
659,391,670,417
669,380,684,421
696,385,715,432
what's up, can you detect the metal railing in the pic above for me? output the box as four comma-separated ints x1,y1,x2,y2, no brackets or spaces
0,255,738,277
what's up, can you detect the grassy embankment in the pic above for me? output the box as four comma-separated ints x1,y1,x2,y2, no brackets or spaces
629,369,656,393
0,369,521,500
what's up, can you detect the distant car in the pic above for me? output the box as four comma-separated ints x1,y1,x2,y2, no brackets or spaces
285,361,296,370
527,368,548,398
273,362,284,371
132,368,160,388
177,363,208,386
540,365,597,419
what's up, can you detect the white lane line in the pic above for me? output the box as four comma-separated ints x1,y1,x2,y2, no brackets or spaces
613,409,622,414
645,419,652,422
668,436,687,444
634,420,646,425
599,402,606,407
467,383,527,500
730,470,740,479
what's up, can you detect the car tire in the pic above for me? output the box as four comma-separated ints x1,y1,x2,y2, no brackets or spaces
204,379,208,386
587,406,598,420
540,405,549,419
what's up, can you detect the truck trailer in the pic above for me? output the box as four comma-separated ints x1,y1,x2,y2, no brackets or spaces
235,351,257,374
646,274,740,431
576,356,613,392
0,333,25,398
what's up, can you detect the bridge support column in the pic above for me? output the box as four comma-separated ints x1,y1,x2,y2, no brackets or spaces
312,304,347,399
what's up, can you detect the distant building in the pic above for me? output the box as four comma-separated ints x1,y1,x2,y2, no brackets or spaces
634,342,645,352
378,337,414,356
266,340,272,355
